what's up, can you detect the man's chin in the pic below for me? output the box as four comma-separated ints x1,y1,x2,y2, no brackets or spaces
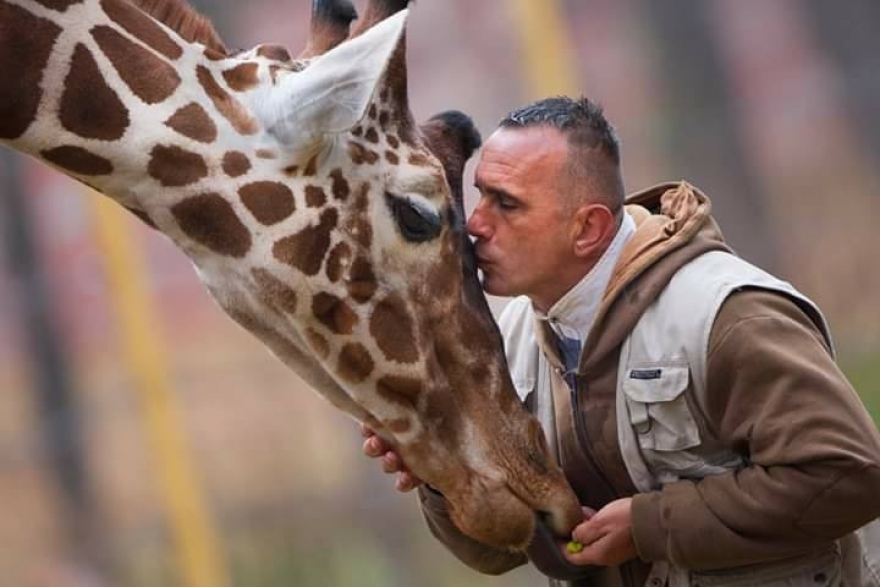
480,275,510,298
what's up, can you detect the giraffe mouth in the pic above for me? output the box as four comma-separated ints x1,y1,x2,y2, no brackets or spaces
527,513,600,581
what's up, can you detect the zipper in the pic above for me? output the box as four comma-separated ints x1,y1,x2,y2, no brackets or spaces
567,371,618,505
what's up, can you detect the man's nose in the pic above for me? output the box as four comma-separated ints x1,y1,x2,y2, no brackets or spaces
466,202,492,240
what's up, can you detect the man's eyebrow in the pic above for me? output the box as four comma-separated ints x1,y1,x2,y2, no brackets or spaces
473,181,515,201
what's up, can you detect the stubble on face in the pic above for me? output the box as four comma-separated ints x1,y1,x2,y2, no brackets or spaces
470,127,574,305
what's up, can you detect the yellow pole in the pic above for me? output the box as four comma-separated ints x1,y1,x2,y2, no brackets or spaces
89,193,228,587
509,0,579,97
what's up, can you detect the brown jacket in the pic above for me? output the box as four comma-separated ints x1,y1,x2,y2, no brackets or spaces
419,182,880,586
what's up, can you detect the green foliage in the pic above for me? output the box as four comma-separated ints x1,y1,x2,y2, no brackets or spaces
842,354,880,425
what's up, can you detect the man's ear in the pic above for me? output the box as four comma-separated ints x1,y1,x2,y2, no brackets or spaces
262,10,408,146
570,204,616,258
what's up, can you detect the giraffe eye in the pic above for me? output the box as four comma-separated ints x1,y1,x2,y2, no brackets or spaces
386,192,443,243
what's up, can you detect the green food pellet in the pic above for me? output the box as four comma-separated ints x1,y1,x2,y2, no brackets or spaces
567,541,584,554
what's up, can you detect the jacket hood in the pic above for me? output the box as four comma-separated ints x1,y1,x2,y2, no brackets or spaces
579,181,731,370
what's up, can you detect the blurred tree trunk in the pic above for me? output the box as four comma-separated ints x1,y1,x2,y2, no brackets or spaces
630,0,778,270
0,153,109,579
802,0,880,164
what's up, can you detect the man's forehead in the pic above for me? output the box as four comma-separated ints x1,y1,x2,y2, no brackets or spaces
478,125,569,174
484,125,568,157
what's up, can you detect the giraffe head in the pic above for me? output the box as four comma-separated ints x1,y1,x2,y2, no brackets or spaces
0,0,582,549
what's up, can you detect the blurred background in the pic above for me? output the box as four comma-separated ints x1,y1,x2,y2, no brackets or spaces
1,0,879,585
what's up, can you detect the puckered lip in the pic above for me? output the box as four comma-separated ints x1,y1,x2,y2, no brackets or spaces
474,253,493,268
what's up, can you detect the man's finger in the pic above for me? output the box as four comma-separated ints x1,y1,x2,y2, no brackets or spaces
363,436,385,458
563,534,609,566
572,519,604,546
395,472,419,492
360,423,374,438
381,451,401,473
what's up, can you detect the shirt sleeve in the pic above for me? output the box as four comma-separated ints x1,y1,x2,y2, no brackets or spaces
631,289,880,570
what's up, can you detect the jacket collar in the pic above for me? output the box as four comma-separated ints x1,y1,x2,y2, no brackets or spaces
537,212,636,343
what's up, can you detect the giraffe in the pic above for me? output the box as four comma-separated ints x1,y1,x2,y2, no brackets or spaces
0,0,582,550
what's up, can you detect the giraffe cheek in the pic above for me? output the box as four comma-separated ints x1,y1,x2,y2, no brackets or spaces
171,193,252,258
336,342,374,383
369,293,419,364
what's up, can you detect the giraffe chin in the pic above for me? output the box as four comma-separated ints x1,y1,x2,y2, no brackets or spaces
439,468,582,552
445,479,537,552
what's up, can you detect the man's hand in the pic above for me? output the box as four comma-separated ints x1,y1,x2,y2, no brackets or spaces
361,423,424,492
561,498,637,567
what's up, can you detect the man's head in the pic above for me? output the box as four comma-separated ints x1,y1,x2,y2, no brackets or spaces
468,96,624,311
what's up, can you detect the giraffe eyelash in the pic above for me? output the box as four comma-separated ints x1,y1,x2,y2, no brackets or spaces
385,192,443,243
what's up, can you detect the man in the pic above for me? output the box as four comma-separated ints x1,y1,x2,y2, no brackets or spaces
363,96,880,586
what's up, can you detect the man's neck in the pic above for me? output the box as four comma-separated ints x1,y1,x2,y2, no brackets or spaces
534,211,636,339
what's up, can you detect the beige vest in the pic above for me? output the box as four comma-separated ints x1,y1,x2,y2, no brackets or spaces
617,251,877,587
500,251,879,587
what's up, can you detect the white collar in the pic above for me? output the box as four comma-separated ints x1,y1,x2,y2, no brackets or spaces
537,211,636,342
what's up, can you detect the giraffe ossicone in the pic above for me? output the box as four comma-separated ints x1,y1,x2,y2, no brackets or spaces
0,0,582,550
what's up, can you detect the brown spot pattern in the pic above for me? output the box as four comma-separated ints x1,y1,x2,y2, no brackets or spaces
222,151,251,177
349,185,374,248
239,181,295,225
255,149,276,159
337,343,374,383
42,146,113,176
148,145,207,186
329,169,350,201
378,111,390,129
0,2,61,139
171,193,252,257
204,47,225,61
385,151,399,165
346,257,377,303
387,418,411,434
273,208,338,276
100,0,182,60
306,328,330,359
32,0,82,10
305,185,326,208
326,242,351,283
312,293,358,335
377,375,423,408
222,62,259,92
364,127,379,143
370,293,419,363
348,142,379,165
251,267,298,314
387,135,400,149
165,103,217,143
368,104,378,119
408,152,432,167
60,44,129,140
351,126,363,137
256,44,291,61
196,65,257,135
92,26,181,104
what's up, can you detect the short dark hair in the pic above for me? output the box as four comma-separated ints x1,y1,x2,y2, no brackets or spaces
500,96,624,212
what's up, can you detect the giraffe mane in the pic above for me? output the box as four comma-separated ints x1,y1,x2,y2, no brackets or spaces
130,0,229,55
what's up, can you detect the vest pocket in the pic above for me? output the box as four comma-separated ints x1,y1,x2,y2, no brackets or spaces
621,364,700,452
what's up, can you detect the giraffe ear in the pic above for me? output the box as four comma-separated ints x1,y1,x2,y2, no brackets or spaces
264,9,408,145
